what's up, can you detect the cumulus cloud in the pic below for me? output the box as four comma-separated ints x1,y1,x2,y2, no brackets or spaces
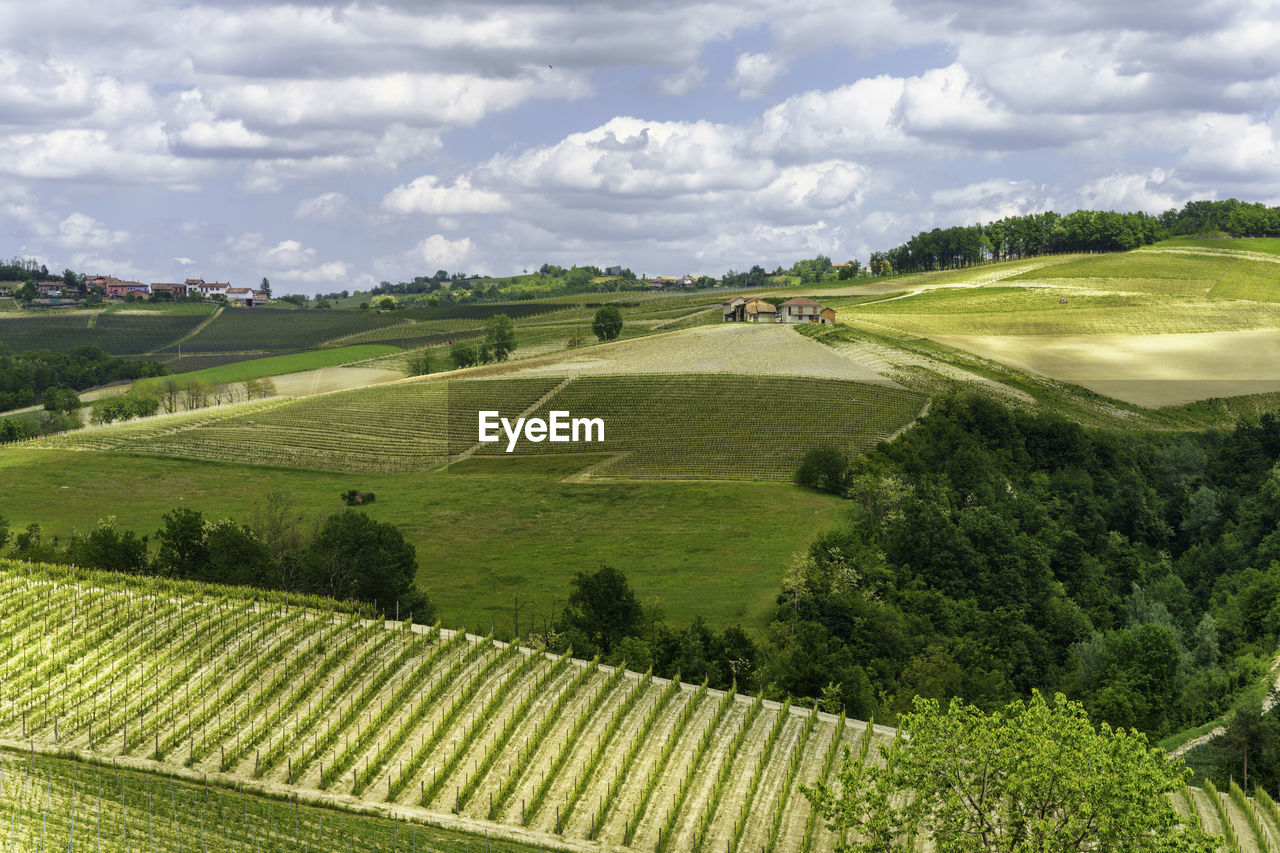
382,175,510,215
411,234,476,269
729,53,784,99
56,213,129,250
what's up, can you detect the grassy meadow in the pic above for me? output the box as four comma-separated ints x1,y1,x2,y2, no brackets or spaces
0,448,844,634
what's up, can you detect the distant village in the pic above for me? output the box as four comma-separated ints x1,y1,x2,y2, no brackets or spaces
0,276,271,307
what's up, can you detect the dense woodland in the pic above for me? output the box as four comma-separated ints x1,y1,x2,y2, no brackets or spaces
769,395,1280,741
0,345,166,411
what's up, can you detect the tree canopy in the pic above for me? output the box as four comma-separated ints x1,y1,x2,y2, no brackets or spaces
592,305,623,341
805,691,1217,853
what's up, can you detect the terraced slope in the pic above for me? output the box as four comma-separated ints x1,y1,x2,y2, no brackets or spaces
0,560,871,852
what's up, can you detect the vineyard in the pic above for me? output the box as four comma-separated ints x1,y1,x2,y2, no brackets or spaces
0,751,546,852
27,373,924,479
465,375,927,480
0,559,872,852
0,309,214,356
165,309,404,353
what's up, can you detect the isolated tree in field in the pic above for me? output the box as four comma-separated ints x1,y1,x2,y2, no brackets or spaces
592,305,623,341
485,313,517,360
804,691,1218,853
558,564,642,654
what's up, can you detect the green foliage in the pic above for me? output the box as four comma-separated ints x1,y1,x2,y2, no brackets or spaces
591,304,623,341
795,445,850,493
557,564,642,655
40,385,80,414
89,391,159,424
451,340,478,367
302,509,422,614
806,692,1218,853
484,312,517,361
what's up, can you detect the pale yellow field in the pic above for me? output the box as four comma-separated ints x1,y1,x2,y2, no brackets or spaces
932,329,1280,407
497,323,898,382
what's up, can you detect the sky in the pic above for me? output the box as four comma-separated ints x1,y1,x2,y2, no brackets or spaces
1,0,1278,295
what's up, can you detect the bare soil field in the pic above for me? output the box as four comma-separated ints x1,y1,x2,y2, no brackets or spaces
932,329,1280,407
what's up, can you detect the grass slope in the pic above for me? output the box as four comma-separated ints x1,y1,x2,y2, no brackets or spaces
133,344,400,392
0,450,842,632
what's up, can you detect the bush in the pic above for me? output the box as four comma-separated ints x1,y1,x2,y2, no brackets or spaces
795,446,849,494
340,490,376,506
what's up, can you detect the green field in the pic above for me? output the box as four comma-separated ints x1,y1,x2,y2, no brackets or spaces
133,344,400,393
0,449,843,632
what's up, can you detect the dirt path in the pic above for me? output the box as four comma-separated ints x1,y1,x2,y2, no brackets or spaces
1169,656,1280,760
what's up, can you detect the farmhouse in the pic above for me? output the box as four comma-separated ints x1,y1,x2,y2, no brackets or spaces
187,278,230,298
779,296,823,323
724,296,833,324
150,282,189,297
225,287,271,307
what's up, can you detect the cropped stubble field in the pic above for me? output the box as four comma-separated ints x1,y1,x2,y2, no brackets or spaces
0,561,876,853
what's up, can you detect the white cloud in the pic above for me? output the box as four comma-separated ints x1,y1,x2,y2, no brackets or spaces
56,213,129,250
294,192,351,222
411,234,476,269
729,53,783,99
382,175,510,215
652,65,707,96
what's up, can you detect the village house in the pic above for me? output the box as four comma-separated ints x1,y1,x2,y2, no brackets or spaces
150,282,189,297
105,280,150,298
187,278,230,298
35,281,64,297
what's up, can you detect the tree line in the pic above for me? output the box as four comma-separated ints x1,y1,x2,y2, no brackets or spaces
0,494,429,620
